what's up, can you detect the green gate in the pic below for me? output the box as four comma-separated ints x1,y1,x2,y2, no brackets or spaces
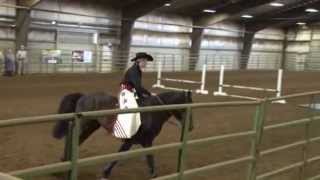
0,91,320,180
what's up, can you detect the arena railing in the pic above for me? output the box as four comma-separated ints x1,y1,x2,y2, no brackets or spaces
1,49,303,74
0,172,22,180
0,91,320,180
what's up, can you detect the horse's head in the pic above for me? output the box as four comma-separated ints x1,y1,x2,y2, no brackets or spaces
156,91,194,132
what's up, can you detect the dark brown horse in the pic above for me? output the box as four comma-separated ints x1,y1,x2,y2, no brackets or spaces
53,91,194,179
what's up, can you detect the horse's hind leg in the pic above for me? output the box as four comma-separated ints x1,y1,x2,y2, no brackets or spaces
102,140,133,179
142,143,157,178
54,120,100,179
61,120,100,161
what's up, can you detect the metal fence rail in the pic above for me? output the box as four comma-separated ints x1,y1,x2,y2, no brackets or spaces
0,172,22,180
1,91,320,180
1,48,318,74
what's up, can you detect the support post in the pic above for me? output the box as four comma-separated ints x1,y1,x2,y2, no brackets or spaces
15,3,31,50
281,29,288,70
113,20,134,71
189,27,204,71
240,32,255,70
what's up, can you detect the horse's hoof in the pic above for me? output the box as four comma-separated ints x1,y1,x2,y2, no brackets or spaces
150,172,158,178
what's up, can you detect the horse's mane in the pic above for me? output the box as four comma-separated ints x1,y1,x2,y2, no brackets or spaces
139,91,192,108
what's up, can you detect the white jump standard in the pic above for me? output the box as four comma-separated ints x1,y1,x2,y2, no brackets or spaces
153,62,209,95
213,65,286,103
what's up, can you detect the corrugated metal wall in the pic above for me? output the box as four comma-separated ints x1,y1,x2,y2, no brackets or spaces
2,0,319,73
286,28,312,71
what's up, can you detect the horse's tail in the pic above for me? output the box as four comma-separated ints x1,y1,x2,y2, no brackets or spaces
52,92,84,139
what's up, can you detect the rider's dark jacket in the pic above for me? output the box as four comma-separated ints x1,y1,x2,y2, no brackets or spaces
121,62,151,99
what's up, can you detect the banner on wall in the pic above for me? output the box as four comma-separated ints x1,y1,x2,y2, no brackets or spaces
42,50,62,64
72,50,92,63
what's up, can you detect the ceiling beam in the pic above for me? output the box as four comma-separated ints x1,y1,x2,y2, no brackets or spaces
271,13,320,29
122,0,169,19
187,0,242,16
194,13,230,26
244,0,320,31
194,0,275,26
19,0,42,8
168,0,238,15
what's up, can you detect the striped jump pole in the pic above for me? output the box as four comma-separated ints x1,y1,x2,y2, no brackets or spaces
195,64,209,95
213,65,286,103
272,69,286,104
152,60,165,89
153,61,208,95
213,65,227,96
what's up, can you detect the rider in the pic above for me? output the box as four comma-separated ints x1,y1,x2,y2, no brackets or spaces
113,52,154,139
120,52,153,103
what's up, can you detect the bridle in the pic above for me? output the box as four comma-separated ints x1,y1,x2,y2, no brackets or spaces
153,92,189,128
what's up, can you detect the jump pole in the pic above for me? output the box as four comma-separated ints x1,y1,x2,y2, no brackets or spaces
195,64,209,95
273,69,286,104
213,65,227,96
213,65,286,103
153,60,165,89
153,61,208,95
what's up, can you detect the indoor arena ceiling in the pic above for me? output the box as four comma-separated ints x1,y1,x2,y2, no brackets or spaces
46,0,320,29
159,0,320,29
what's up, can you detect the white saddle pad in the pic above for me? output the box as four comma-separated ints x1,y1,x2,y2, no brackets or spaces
113,89,141,139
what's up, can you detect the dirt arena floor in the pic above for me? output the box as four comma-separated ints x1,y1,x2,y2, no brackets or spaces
1,70,320,180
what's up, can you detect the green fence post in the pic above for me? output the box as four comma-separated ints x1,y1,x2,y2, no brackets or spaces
68,114,81,180
247,100,267,180
300,95,317,180
177,107,192,180
65,120,73,163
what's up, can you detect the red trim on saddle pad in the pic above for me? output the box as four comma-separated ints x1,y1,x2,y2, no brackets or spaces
120,83,134,92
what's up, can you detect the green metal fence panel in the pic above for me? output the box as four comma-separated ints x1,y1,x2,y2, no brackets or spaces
69,114,81,180
2,91,320,180
0,173,22,180
247,101,267,180
257,155,320,180
300,95,317,180
177,107,192,180
153,156,254,180
0,101,259,128
11,161,72,178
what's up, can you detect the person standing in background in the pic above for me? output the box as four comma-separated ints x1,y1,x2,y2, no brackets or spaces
16,45,27,75
3,48,15,77
0,50,4,73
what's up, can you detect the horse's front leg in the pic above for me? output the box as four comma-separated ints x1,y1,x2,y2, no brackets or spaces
142,143,157,178
79,120,101,145
102,140,133,179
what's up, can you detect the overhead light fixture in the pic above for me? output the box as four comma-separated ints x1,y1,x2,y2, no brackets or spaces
51,20,57,25
203,9,216,13
164,3,171,7
270,2,284,7
306,8,319,13
241,14,253,18
297,22,306,25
